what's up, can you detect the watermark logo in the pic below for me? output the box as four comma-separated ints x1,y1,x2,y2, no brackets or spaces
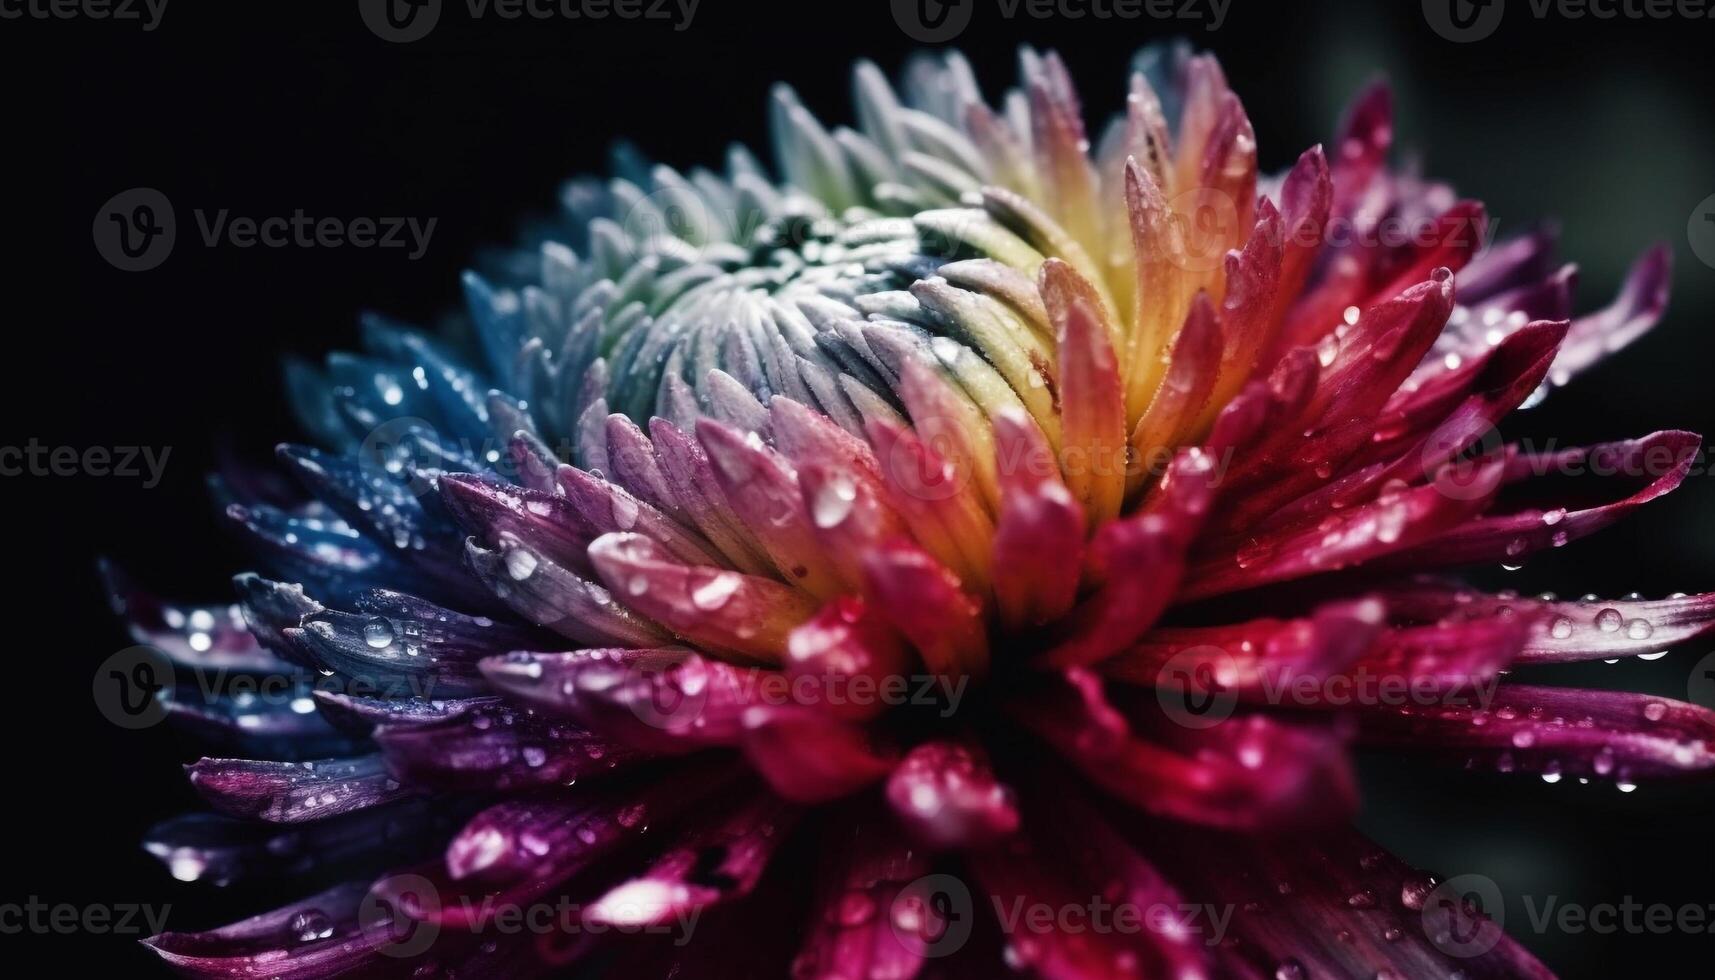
1422,873,1506,958
92,644,173,729
1154,646,1239,729
361,874,443,958
359,0,442,42
1688,193,1715,270
1424,0,1506,40
93,188,174,272
891,0,974,41
890,874,975,958
1689,650,1715,707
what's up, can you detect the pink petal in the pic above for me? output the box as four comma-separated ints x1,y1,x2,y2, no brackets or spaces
741,706,896,803
588,532,818,663
862,539,988,678
990,408,1086,629
1361,684,1715,782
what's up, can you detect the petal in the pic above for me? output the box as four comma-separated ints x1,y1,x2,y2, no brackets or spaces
588,532,817,663
1042,258,1128,525
990,408,1086,629
1370,430,1701,572
143,882,381,978
788,817,934,980
187,754,411,823
1554,243,1672,383
374,700,643,791
1361,684,1715,782
1137,825,1555,980
1014,670,1356,831
480,647,763,752
1381,583,1715,664
741,706,896,803
101,562,291,673
697,419,846,597
585,792,800,928
862,539,988,678
464,536,671,648
785,596,912,722
1185,462,1504,600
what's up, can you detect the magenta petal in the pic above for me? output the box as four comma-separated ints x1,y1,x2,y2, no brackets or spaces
480,647,763,752
1186,462,1503,600
1138,826,1555,980
102,561,292,673
605,412,684,522
789,818,933,980
696,418,848,596
648,417,775,576
143,881,382,979
785,596,911,722
1015,671,1356,831
443,768,729,897
439,472,594,572
1371,430,1701,572
585,793,800,927
742,706,896,803
1555,243,1672,382
990,408,1086,629
1043,500,1201,668
1103,598,1387,702
373,700,643,791
885,741,1020,850
588,531,818,663
1361,683,1715,782
862,539,988,678
967,784,1215,980
187,754,411,823
1382,582,1715,664
556,464,723,568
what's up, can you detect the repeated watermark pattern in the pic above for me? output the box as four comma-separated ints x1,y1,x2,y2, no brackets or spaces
358,0,698,43
94,188,436,272
891,0,1229,42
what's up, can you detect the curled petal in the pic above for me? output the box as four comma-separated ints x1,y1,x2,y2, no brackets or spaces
1381,583,1715,664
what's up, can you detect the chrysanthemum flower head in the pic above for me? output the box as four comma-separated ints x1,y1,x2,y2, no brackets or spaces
116,43,1714,979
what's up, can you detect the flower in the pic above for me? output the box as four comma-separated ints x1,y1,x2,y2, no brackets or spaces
117,44,1715,979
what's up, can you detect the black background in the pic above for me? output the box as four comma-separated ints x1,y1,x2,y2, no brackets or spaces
4,0,1714,974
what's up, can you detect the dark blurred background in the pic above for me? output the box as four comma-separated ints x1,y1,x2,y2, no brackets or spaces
3,0,1713,974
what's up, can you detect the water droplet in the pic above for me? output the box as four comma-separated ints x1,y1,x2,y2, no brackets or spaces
691,572,740,611
290,910,334,943
1643,702,1668,722
505,548,539,581
1550,617,1574,640
812,475,857,529
1595,608,1623,633
363,619,394,648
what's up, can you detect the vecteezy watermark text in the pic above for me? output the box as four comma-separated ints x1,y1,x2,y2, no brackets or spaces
358,0,699,43
0,0,167,30
1425,0,1715,42
0,440,170,487
0,897,171,936
892,0,1229,42
94,188,437,272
